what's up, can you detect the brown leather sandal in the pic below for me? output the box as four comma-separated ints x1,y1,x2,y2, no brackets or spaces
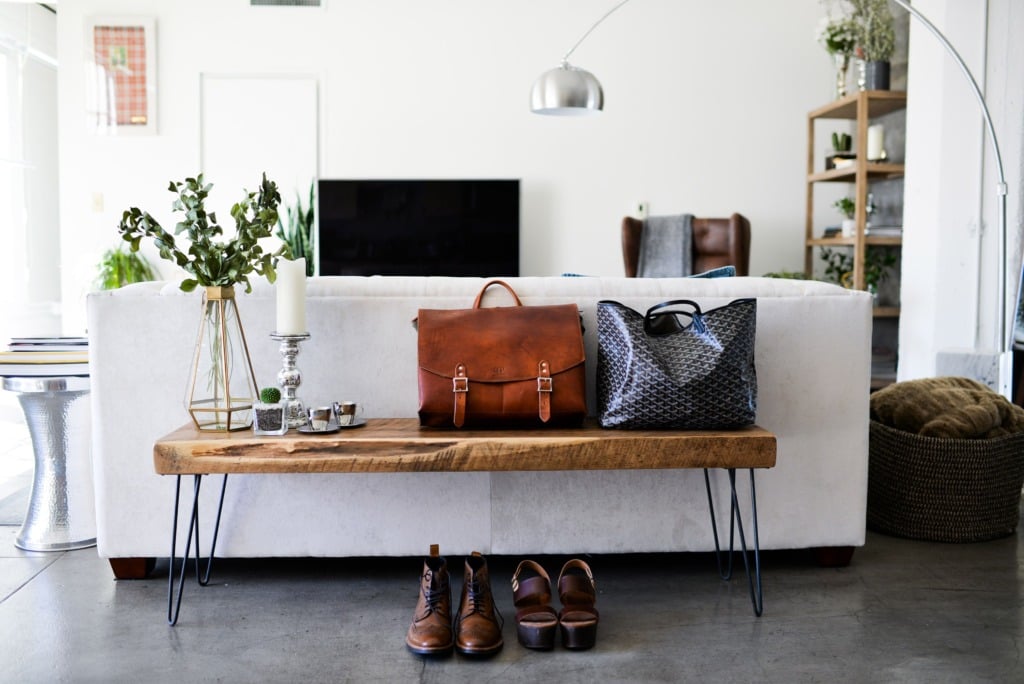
557,559,599,650
511,560,558,650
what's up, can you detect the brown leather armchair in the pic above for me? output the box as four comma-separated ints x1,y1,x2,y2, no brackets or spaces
622,213,751,277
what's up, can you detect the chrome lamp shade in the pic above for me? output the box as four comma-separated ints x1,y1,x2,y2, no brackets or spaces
530,63,604,116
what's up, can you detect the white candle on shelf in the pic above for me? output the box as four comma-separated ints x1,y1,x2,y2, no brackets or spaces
276,258,307,335
867,124,885,161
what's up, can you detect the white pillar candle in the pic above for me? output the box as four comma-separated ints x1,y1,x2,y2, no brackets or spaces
276,258,307,334
867,124,885,161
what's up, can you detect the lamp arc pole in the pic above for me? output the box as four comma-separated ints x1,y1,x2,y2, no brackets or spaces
889,0,1012,395
558,0,632,66
532,0,1014,393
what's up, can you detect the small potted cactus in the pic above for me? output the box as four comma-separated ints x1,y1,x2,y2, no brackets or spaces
253,386,288,436
826,132,855,170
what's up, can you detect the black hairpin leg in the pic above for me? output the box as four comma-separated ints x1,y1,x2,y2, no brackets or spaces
167,473,229,626
704,468,763,617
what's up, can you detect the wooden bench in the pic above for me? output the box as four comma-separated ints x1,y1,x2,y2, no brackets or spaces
154,418,777,625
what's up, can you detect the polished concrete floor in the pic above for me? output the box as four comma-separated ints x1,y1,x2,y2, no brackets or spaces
1,513,1022,683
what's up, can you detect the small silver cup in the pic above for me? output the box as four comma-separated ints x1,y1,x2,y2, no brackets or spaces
307,406,334,431
333,401,362,426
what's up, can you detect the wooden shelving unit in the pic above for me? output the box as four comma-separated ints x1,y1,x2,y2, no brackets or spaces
805,90,907,388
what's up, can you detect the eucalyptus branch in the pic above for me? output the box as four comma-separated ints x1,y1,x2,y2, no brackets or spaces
118,173,289,293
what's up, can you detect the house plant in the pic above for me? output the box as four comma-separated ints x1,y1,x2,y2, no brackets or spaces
827,131,855,169
820,245,898,298
275,181,315,277
118,173,287,293
763,269,809,280
850,0,895,90
253,386,288,436
93,244,157,290
117,173,291,432
833,196,857,237
832,132,852,153
816,14,858,98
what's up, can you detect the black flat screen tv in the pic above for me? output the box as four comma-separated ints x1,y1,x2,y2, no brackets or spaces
317,179,519,277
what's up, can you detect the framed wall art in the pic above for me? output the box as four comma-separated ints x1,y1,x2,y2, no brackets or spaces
85,17,156,135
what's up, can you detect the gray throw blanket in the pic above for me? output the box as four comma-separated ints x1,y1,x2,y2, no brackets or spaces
637,214,693,277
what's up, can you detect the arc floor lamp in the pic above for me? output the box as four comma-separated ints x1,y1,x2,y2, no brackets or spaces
531,0,1015,398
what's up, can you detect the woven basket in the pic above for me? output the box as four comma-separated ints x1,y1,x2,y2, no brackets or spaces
868,420,1024,542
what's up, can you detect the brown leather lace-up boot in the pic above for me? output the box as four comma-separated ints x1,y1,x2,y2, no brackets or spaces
455,551,504,656
405,544,454,656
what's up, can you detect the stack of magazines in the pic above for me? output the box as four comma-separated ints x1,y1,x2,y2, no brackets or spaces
0,337,89,377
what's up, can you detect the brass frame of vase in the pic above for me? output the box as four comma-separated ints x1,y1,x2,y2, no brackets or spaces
186,285,259,432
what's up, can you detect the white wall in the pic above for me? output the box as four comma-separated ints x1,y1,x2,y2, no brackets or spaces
54,0,1024,394
55,0,834,334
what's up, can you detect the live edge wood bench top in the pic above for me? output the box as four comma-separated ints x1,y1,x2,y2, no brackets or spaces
153,418,777,475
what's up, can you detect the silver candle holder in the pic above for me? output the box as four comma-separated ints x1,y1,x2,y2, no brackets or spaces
270,332,311,429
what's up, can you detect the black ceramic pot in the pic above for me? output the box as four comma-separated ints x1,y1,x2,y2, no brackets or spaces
865,61,890,91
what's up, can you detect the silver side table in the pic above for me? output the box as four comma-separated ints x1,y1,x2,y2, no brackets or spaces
2,375,96,551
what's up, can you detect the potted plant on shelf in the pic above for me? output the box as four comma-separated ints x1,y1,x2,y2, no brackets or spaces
833,196,857,237
827,131,855,169
850,0,896,91
253,387,288,436
117,173,292,432
816,14,858,99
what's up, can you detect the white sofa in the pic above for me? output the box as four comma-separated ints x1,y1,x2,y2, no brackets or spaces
87,276,872,574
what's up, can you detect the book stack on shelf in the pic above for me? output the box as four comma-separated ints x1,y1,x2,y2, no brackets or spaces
0,337,89,377
822,226,842,238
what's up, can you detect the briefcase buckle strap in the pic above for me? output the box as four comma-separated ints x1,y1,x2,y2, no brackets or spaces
453,364,468,427
537,360,552,423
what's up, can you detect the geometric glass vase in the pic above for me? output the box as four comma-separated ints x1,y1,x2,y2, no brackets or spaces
187,285,258,431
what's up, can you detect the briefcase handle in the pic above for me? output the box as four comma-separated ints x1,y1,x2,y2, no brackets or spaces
473,280,524,309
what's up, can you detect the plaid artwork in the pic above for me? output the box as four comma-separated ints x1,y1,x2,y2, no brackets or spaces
93,25,148,127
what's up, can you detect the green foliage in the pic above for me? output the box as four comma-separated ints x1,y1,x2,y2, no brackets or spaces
831,132,852,152
833,196,856,219
820,246,898,293
817,15,858,57
275,181,316,277
849,0,895,61
93,244,157,290
763,270,810,280
259,387,281,404
820,247,853,284
117,173,287,293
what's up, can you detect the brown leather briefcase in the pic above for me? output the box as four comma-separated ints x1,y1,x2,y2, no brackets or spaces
417,280,587,428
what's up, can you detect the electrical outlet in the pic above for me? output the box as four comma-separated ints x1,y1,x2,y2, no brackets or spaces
91,192,104,212
635,201,649,219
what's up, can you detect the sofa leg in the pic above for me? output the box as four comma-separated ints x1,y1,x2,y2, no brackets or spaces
109,557,156,579
812,546,855,567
